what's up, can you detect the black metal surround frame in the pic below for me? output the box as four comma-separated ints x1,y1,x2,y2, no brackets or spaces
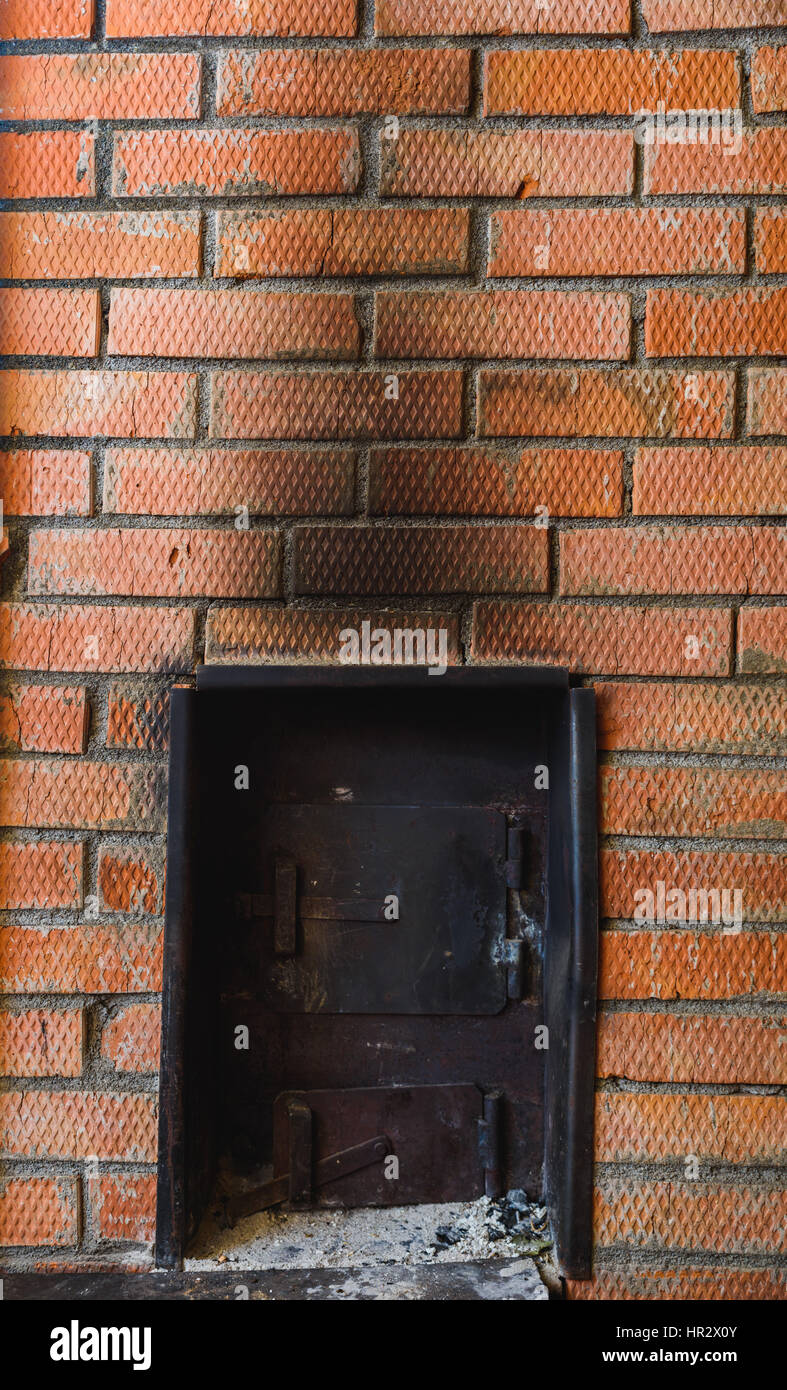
155,666,598,1279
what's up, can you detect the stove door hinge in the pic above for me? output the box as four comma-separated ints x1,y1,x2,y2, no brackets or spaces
501,938,524,1000
477,1091,503,1198
504,825,526,889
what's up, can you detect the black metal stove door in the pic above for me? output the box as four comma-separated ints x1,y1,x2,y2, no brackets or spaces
237,805,508,1014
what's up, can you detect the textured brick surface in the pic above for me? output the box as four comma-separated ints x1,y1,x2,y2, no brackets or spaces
755,211,787,273
206,604,461,665
0,841,83,911
0,53,201,121
752,46,787,113
381,130,633,197
210,370,462,440
0,1177,79,1247
0,923,163,993
109,289,359,360
104,448,354,516
106,685,170,752
0,603,195,673
294,524,549,595
595,1093,785,1163
98,844,165,916
568,1269,787,1301
369,447,623,517
216,209,469,278
642,0,786,27
472,602,731,674
0,1091,157,1162
601,765,786,838
0,289,100,358
633,446,787,515
90,1173,156,1243
597,1013,787,1086
105,0,357,36
0,684,88,754
0,212,202,281
749,369,787,435
601,855,786,925
485,48,739,115
0,371,198,439
0,132,94,199
29,527,280,599
0,0,94,38
646,129,787,195
738,607,787,674
479,369,734,438
596,682,787,754
560,525,785,596
218,49,470,116
376,290,631,360
594,1183,786,1254
114,130,360,197
102,1003,161,1074
647,287,787,357
376,0,631,33
602,926,783,998
489,208,745,278
0,1008,84,1078
0,451,92,517
0,759,165,831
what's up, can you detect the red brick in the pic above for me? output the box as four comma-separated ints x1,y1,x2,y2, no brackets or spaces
647,286,787,357
0,923,163,993
294,524,549,595
104,448,354,517
596,1093,784,1163
0,841,83,910
472,602,731,675
90,1173,156,1243
600,765,786,838
108,289,359,360
0,603,195,673
479,369,735,438
485,48,739,116
568,1268,787,1300
755,211,787,274
218,48,470,116
113,129,360,198
601,854,786,926
29,527,280,600
0,54,201,121
0,1008,84,1077
752,46,787,113
99,844,165,916
633,446,787,515
642,0,786,27
749,369,787,436
106,0,356,36
369,447,624,517
205,605,462,665
594,1182,786,1254
0,684,88,754
376,0,631,35
0,132,94,200
646,129,787,196
0,289,99,358
375,290,631,360
381,130,633,197
0,1090,157,1161
738,608,787,674
106,685,169,753
216,208,469,278
0,1177,79,1247
489,207,745,278
0,212,202,281
595,681,787,754
0,760,165,831
0,371,198,439
0,451,92,517
102,1003,160,1073
0,0,94,38
560,526,785,596
597,1013,787,1085
210,370,462,441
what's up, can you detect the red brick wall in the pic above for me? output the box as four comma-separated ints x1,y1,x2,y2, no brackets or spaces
0,1,784,1297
